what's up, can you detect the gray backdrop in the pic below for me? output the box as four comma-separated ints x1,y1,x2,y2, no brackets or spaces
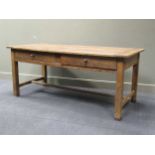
0,20,154,92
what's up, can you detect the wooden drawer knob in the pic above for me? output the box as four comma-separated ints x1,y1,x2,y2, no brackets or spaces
30,54,35,58
83,59,88,64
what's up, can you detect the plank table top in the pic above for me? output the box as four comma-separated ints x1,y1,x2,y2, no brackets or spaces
8,43,144,58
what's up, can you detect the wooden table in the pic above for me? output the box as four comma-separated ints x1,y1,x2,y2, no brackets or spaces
8,44,144,120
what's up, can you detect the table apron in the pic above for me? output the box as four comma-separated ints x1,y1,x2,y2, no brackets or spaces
12,50,118,71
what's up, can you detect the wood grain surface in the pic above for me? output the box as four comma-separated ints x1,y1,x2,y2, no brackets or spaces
8,44,144,58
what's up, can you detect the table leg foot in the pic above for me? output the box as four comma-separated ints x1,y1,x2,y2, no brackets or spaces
114,116,122,121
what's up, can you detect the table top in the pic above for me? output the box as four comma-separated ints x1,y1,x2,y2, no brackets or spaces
8,44,144,58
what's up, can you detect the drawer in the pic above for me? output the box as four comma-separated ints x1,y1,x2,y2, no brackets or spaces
14,51,61,66
61,55,116,70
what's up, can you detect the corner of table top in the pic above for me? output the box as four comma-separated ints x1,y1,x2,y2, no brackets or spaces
7,45,14,49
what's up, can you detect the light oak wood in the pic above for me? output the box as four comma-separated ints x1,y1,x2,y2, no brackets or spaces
122,90,135,108
42,65,47,83
61,55,117,70
19,77,44,87
8,44,144,58
131,54,140,102
124,54,139,69
8,44,143,121
13,50,117,71
11,51,20,96
14,50,61,67
114,60,124,120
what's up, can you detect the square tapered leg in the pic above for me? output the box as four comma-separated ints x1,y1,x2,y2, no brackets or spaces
114,61,124,120
131,61,139,103
11,51,20,96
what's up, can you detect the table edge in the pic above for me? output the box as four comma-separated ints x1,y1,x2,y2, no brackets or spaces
7,46,144,58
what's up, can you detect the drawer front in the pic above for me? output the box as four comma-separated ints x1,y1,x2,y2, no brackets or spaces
14,51,61,66
61,55,116,70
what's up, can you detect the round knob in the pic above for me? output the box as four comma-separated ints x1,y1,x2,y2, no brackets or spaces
30,54,35,58
83,59,88,64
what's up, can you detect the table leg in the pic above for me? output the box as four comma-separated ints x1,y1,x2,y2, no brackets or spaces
42,65,47,83
11,52,20,96
131,56,139,103
114,61,124,120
